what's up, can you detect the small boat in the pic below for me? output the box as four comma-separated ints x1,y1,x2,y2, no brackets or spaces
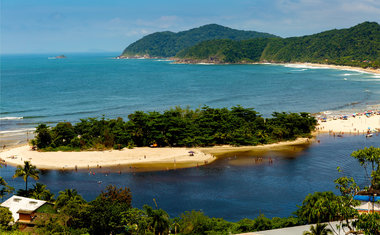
366,133,373,138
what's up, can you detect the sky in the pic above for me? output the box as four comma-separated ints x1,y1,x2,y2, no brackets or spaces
1,0,379,54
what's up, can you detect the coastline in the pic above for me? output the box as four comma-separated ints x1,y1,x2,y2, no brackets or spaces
172,58,380,75
280,62,380,75
315,113,380,134
0,138,311,171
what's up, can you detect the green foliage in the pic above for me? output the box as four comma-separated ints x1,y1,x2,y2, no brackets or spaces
35,123,52,149
12,161,40,191
120,208,150,234
33,106,316,151
177,22,380,68
144,205,170,235
55,189,86,210
0,207,13,231
353,213,380,235
177,38,270,63
122,24,277,57
303,223,332,235
351,146,380,189
295,191,339,224
99,185,132,207
30,183,55,202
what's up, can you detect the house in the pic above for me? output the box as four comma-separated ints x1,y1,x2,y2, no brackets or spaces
1,195,47,224
353,190,380,214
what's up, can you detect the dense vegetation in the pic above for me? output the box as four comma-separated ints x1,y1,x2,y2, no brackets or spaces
176,38,270,63
121,24,278,58
1,147,379,234
30,106,316,151
177,22,380,68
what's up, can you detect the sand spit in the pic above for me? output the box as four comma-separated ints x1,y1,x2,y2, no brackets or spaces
0,138,311,171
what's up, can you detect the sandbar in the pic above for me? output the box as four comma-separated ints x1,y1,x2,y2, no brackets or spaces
0,138,311,171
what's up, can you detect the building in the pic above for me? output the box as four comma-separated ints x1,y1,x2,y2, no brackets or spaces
1,195,47,224
353,189,380,214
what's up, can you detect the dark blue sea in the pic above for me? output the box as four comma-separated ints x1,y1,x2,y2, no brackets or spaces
1,53,380,220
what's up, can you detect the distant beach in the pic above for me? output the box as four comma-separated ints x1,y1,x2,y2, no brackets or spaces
280,62,380,75
316,112,380,134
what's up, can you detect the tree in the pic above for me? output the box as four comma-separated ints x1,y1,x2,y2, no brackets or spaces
0,207,14,231
354,213,380,235
86,185,133,235
55,189,85,210
13,161,40,191
351,146,380,189
144,205,170,235
120,208,150,234
295,191,338,224
99,185,132,206
35,123,52,149
303,223,332,235
31,183,55,202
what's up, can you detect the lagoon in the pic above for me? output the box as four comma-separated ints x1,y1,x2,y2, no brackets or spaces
1,134,378,221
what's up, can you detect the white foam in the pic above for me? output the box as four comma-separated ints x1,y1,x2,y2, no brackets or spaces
0,128,35,135
156,59,173,62
284,64,328,69
197,63,214,65
0,117,23,120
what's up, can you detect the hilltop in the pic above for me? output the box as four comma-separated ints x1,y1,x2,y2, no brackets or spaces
176,22,380,68
120,24,278,58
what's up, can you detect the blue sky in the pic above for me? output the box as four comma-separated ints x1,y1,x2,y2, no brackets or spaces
1,0,379,54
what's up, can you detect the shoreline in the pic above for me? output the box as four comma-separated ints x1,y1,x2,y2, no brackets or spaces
315,111,380,134
171,59,380,75
0,138,311,171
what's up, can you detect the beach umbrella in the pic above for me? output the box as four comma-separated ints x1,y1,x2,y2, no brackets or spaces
188,151,195,154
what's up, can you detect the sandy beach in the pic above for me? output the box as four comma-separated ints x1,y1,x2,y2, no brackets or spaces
316,113,380,134
0,138,311,170
283,62,380,74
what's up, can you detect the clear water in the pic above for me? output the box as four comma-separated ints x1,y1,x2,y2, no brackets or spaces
1,53,380,221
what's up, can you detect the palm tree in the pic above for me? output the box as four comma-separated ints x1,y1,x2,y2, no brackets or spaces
55,189,85,210
144,205,170,235
13,161,40,191
303,223,333,235
31,183,55,202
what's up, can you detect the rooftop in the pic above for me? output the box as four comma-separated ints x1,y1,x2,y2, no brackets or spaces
1,195,46,222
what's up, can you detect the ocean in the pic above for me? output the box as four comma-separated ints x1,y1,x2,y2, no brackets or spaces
1,53,380,145
1,53,380,220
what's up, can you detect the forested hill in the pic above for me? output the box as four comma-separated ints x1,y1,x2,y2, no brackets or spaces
121,24,278,58
176,22,380,68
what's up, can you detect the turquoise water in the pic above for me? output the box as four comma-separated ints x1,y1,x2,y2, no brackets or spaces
1,53,380,220
1,53,380,143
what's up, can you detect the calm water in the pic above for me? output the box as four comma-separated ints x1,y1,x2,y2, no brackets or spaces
1,134,379,220
1,53,380,220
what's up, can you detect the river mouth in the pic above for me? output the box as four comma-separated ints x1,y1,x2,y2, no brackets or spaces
63,142,312,173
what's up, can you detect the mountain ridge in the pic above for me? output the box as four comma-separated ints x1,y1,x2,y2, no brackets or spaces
175,22,380,68
121,24,278,58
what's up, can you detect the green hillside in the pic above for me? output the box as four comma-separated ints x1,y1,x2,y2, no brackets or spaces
176,22,380,68
121,24,278,57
